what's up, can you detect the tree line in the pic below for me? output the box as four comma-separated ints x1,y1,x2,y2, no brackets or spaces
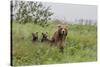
11,1,53,27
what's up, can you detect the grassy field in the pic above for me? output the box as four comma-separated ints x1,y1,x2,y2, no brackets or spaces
12,22,97,66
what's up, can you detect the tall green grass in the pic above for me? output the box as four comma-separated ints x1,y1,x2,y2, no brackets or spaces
12,22,97,66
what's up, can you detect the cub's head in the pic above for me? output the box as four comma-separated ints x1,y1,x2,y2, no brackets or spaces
32,32,38,37
41,32,48,39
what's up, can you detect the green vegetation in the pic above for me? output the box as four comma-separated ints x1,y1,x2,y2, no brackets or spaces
12,22,97,66
12,1,53,27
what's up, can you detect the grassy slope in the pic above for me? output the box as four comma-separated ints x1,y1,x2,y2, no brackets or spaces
12,22,97,66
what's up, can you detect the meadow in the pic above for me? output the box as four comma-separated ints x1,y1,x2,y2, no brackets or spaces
12,22,97,66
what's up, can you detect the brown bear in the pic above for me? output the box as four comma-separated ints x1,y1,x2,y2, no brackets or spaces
41,32,49,42
50,25,68,53
32,32,38,42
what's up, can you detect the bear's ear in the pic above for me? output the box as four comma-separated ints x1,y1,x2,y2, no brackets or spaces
57,24,62,28
63,25,68,30
32,33,34,35
42,32,44,35
36,32,38,34
46,32,48,34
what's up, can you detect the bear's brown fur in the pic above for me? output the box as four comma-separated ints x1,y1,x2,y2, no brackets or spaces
50,25,68,53
32,32,38,42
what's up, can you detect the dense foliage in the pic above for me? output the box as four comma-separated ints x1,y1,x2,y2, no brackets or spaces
12,1,53,27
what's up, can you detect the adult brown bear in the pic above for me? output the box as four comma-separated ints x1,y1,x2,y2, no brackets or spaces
50,24,68,53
